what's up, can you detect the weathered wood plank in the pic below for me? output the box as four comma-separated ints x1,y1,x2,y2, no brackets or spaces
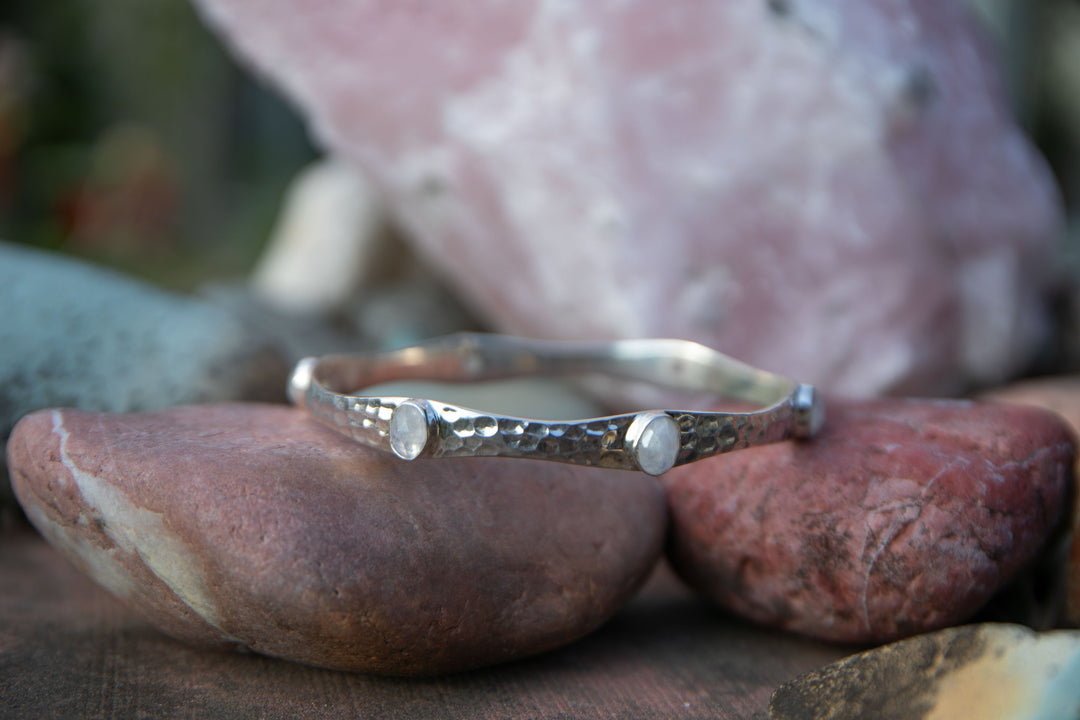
0,528,846,719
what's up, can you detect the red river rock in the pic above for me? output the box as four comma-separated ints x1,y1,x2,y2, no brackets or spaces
664,398,1075,643
7,404,666,675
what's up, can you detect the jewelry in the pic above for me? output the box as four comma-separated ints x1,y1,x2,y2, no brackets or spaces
288,333,824,476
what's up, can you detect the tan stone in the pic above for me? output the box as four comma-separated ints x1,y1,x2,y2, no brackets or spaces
769,623,1080,720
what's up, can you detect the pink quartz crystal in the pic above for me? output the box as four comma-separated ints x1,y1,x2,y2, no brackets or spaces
194,0,1063,394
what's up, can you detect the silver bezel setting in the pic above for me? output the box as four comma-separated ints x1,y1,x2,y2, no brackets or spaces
625,411,682,476
388,399,435,461
793,383,825,439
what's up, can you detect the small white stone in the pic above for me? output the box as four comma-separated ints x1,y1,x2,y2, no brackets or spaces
251,158,388,315
389,402,429,460
634,414,680,476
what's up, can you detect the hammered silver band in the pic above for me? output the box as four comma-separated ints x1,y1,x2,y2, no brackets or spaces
288,333,824,476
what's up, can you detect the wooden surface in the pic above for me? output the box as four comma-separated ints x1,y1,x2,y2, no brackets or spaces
0,525,848,720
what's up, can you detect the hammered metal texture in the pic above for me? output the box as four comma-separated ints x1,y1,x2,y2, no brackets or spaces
305,384,798,472
294,333,819,473
431,407,638,469
306,382,401,451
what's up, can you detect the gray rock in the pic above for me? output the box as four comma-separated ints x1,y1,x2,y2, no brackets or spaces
0,242,288,502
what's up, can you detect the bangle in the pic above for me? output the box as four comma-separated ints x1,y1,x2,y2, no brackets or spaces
288,333,824,476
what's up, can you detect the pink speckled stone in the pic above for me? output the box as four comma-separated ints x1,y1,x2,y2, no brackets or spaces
7,404,666,675
191,0,1061,395
663,398,1075,643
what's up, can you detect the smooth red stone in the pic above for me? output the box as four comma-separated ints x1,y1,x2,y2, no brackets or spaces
7,404,666,675
663,398,1075,643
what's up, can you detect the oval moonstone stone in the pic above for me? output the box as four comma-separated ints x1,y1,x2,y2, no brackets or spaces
635,414,681,476
389,401,429,460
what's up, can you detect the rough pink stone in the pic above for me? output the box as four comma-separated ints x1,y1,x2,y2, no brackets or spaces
191,0,1061,395
663,398,1075,643
6,404,666,675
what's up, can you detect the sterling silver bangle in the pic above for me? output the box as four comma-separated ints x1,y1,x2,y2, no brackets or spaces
288,333,824,476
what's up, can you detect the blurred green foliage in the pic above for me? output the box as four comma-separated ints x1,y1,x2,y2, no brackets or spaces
0,0,1075,292
969,0,1079,217
0,0,315,289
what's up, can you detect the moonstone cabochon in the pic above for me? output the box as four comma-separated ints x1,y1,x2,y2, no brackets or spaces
7,404,667,675
388,401,430,460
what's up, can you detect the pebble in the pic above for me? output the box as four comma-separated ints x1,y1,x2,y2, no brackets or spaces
6,403,666,674
193,0,1061,396
0,242,287,504
250,158,390,316
663,398,1075,643
244,156,481,347
769,623,1080,720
